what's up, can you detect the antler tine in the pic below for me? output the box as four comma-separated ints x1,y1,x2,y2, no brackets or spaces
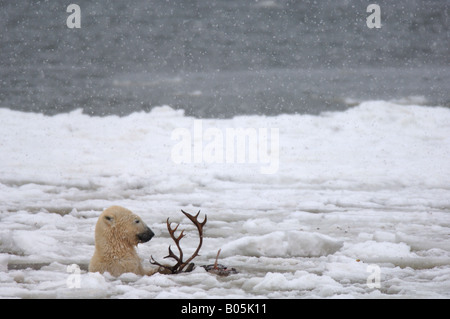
181,210,207,228
178,210,207,272
150,217,186,273
165,218,184,270
166,218,183,238
151,210,207,274
150,255,173,273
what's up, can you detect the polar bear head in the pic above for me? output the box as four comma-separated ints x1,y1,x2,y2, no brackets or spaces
95,206,154,251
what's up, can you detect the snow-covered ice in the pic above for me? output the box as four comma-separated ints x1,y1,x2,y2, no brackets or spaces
0,100,449,298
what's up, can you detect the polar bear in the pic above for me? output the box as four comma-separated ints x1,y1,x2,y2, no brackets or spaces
89,206,156,276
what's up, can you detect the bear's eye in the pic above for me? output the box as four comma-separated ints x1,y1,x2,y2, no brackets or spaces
105,216,113,222
134,219,140,224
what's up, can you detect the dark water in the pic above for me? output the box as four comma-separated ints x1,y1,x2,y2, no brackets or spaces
1,0,449,118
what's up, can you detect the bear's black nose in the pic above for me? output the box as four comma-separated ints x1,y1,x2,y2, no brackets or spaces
137,227,154,243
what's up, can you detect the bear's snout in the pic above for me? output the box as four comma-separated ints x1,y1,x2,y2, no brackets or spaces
137,227,154,243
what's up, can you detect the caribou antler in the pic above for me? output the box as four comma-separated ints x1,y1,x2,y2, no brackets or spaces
150,210,207,274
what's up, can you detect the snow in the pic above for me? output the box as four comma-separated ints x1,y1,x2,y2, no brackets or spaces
1,100,450,298
220,231,343,258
